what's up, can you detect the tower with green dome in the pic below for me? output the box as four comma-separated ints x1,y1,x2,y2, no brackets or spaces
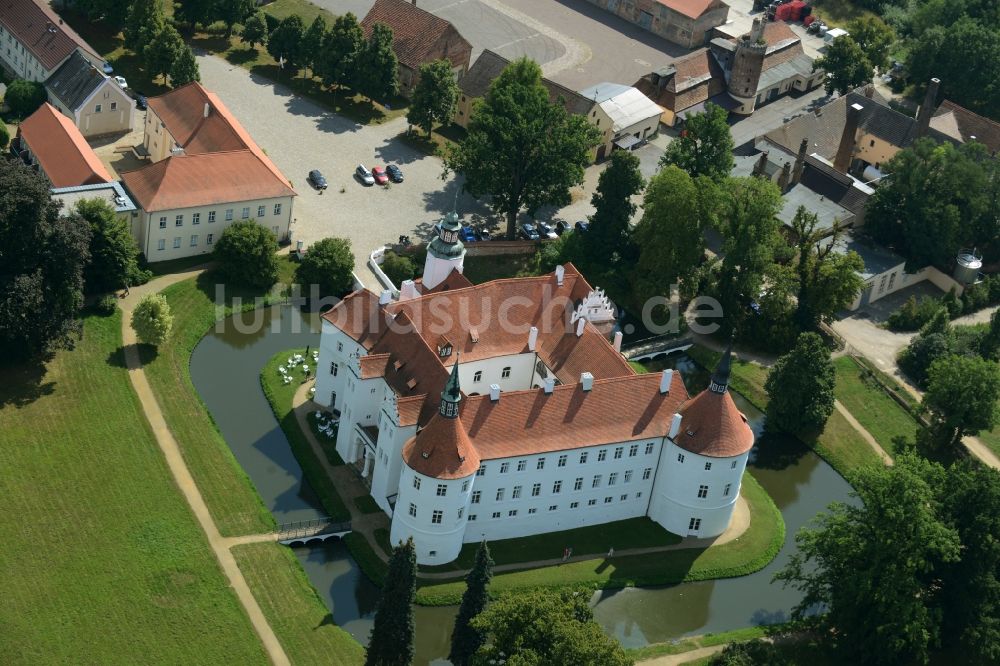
422,210,467,289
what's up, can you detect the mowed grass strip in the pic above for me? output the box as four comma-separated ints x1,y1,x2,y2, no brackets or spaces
415,473,784,605
833,356,921,455
142,275,275,536
0,312,266,664
232,543,364,665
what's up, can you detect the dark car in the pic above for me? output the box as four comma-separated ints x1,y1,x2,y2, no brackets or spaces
307,170,328,190
574,220,590,233
386,164,404,183
536,222,558,239
135,94,147,110
555,221,570,236
519,222,540,241
474,227,491,241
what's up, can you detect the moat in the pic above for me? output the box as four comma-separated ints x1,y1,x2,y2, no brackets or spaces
190,305,854,664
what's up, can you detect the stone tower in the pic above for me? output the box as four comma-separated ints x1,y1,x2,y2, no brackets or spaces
421,210,466,290
728,18,767,115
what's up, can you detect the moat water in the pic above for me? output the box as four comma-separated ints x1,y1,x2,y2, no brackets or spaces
190,305,854,664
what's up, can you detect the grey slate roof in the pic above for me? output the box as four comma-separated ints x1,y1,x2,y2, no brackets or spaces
46,50,104,112
824,231,905,281
755,53,814,93
459,50,594,116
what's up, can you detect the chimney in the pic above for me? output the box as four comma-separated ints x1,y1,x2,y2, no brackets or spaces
659,369,673,394
834,103,864,174
543,377,555,394
752,150,769,178
791,138,807,186
613,331,623,352
864,85,875,99
777,161,791,191
528,326,538,352
915,78,940,138
489,384,501,401
575,318,585,337
399,279,418,301
580,372,594,391
378,289,392,305
555,265,565,286
750,17,764,42
203,102,210,118
668,413,682,439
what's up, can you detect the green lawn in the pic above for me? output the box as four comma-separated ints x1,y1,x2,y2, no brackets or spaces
232,543,364,664
146,254,216,277
354,495,383,514
259,349,350,522
415,473,784,605
142,272,293,537
686,345,770,411
461,252,543,284
627,625,774,661
0,311,267,663
262,0,338,24
834,356,921,455
977,428,1000,459
807,0,879,27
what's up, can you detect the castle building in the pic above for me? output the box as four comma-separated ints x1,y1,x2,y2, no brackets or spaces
315,236,754,564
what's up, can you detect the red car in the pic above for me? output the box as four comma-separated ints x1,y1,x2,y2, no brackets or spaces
372,166,389,185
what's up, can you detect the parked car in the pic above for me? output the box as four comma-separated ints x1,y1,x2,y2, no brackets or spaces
519,222,540,241
474,227,492,241
134,94,147,110
307,170,328,190
555,221,570,236
102,62,114,75
536,222,558,239
355,164,375,186
460,225,477,242
574,220,590,233
386,164,404,183
372,166,389,185
114,75,128,89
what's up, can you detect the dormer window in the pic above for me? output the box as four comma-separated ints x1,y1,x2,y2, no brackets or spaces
438,344,452,357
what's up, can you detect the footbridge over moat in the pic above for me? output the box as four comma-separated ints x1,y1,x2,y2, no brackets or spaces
621,336,693,362
274,518,352,546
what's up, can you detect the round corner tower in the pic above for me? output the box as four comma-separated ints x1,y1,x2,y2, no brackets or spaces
422,211,466,290
728,18,768,115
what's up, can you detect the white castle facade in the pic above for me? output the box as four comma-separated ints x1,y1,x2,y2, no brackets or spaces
314,215,754,564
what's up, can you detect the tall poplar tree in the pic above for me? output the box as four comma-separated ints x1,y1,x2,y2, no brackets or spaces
448,541,494,666
366,538,416,666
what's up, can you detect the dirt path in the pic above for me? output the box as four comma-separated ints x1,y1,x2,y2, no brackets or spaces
833,400,894,465
639,644,726,665
120,270,291,666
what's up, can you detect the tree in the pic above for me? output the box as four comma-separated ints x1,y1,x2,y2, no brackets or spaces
813,35,873,95
0,160,90,361
5,79,48,119
789,207,865,329
709,640,793,666
633,166,708,304
123,0,163,56
294,237,355,299
174,0,215,30
301,16,327,78
170,46,200,87
922,355,1000,451
445,58,601,240
318,13,364,89
865,139,997,271
74,0,130,29
214,0,256,38
775,456,960,665
71,198,142,293
899,331,952,386
449,541,494,666
716,177,783,333
847,16,895,71
131,293,173,346
381,251,416,286
0,122,9,150
356,23,398,102
980,309,1000,360
583,149,644,269
366,538,416,666
267,15,305,73
407,59,460,135
470,588,632,665
145,24,185,84
765,332,835,434
240,10,269,50
212,220,279,289
659,102,734,182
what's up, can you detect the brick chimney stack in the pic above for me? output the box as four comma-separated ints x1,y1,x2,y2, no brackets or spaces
752,150,769,178
777,161,791,191
791,137,807,186
915,78,940,138
834,103,864,174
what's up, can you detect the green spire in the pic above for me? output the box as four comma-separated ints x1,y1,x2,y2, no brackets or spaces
440,357,462,417
709,339,734,394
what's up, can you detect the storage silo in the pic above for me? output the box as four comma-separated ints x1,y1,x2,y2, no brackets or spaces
954,248,983,285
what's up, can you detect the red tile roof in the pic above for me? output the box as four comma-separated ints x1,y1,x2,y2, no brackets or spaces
676,390,754,457
403,412,481,479
119,150,296,212
19,103,112,187
0,0,100,71
361,0,470,71
460,371,688,460
655,0,718,20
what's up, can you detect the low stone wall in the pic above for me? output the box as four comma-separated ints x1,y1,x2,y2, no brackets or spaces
368,245,399,297
464,239,551,257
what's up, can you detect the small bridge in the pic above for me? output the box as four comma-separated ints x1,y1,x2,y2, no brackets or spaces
274,518,352,546
622,336,694,362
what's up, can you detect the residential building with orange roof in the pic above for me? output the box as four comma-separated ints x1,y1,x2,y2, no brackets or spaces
581,0,730,48
315,216,754,563
119,82,296,261
15,102,112,188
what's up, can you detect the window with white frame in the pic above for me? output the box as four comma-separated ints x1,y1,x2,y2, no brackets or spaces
206,233,214,245
614,447,623,459
557,454,567,467
95,103,102,113
274,203,282,216
624,470,633,483
724,483,732,496
408,503,416,517
477,464,486,476
731,460,738,469
646,442,655,454
157,239,165,251
110,102,117,110
330,362,338,376
643,467,652,480
241,207,250,219
697,485,708,498
173,237,181,248
531,483,541,496
689,517,701,531
190,235,198,246
512,485,522,499
462,480,469,492
436,484,447,496
516,459,526,471
257,205,266,217
500,462,510,473
580,451,589,464
413,476,420,490
208,210,216,223
552,480,562,493
574,477,583,490
597,449,607,462
604,496,612,504
549,505,557,511
159,217,167,229
629,444,638,457
528,507,537,514
458,507,464,519
588,498,597,506
469,514,477,521
678,453,685,463
608,472,618,486
192,213,200,225
496,488,504,501
508,509,517,517
225,209,233,221
620,494,628,501
705,462,712,471
570,501,579,508
536,458,545,470
473,370,482,382
432,510,443,524
501,366,511,378
471,491,481,503
492,512,501,519
592,475,601,488
175,214,183,226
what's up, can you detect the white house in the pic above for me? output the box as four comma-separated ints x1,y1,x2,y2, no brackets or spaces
46,51,134,137
579,83,665,160
314,226,754,564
